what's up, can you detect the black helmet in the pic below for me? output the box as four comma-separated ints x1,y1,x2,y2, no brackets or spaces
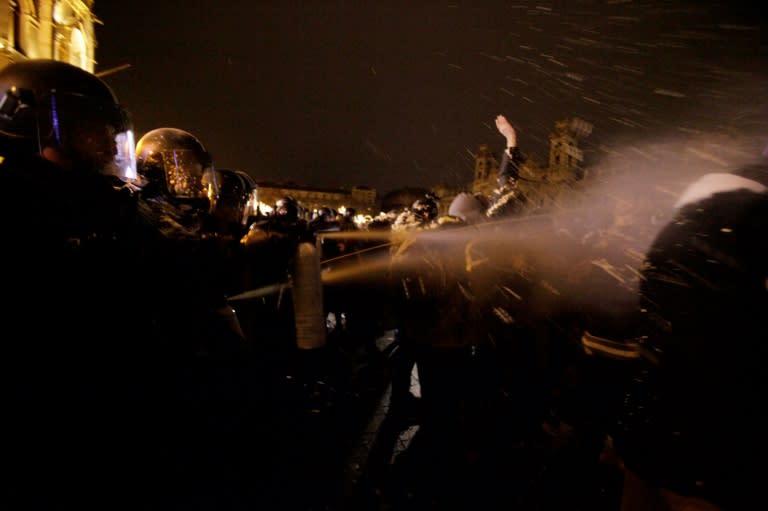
411,196,438,221
135,127,219,212
215,168,259,227
274,196,300,222
314,206,336,222
0,59,136,179
234,170,260,222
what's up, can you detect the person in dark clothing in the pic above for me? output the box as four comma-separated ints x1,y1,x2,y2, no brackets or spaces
310,206,340,233
573,158,768,511
134,126,249,356
382,183,526,510
210,168,259,242
391,194,441,232
239,195,312,291
133,126,272,508
0,58,164,509
1,61,260,510
386,115,530,428
611,161,768,511
386,192,444,420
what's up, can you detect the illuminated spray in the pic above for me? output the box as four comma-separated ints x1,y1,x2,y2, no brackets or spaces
233,134,767,332
316,135,761,319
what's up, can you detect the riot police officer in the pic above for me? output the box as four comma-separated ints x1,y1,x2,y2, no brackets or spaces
133,126,251,357
391,193,440,231
214,167,259,240
134,126,220,237
134,126,269,504
0,58,158,508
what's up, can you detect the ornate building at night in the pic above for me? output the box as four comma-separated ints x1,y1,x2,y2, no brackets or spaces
0,1,97,71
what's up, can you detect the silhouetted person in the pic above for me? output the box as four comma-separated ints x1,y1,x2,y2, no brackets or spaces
612,161,768,511
1,59,161,509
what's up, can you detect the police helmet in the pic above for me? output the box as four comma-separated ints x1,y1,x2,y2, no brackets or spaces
135,127,219,212
274,196,300,222
411,196,438,221
216,168,260,227
234,170,259,223
0,58,137,179
315,206,336,222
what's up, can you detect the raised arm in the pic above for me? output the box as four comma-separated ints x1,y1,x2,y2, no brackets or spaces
495,115,524,185
495,114,517,153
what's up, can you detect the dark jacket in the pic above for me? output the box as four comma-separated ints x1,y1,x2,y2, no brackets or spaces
614,168,768,510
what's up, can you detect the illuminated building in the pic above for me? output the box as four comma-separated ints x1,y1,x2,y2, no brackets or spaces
255,182,378,218
0,1,97,71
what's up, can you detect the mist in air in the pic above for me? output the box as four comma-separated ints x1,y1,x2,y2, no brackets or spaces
322,90,767,324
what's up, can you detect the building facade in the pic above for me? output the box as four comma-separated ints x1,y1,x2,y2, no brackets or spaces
471,143,500,198
256,182,379,217
0,1,97,71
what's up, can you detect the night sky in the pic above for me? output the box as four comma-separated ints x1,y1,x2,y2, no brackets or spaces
93,1,767,194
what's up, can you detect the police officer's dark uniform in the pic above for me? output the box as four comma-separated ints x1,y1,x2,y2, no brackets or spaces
1,59,161,509
614,164,768,511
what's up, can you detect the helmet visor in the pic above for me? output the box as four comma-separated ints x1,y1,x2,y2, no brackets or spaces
113,129,138,181
244,188,259,224
50,92,138,180
161,149,219,202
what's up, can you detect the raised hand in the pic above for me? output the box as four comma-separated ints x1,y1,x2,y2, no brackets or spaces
495,115,517,148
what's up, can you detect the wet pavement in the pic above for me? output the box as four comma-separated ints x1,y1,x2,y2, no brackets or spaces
83,326,625,511
316,330,626,511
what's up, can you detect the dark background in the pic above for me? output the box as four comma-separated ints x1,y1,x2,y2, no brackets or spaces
93,1,767,194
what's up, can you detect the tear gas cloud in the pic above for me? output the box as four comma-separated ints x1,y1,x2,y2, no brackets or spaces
322,95,767,325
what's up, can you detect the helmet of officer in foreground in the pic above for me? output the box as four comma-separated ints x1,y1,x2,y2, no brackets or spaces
135,127,220,213
0,58,137,180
